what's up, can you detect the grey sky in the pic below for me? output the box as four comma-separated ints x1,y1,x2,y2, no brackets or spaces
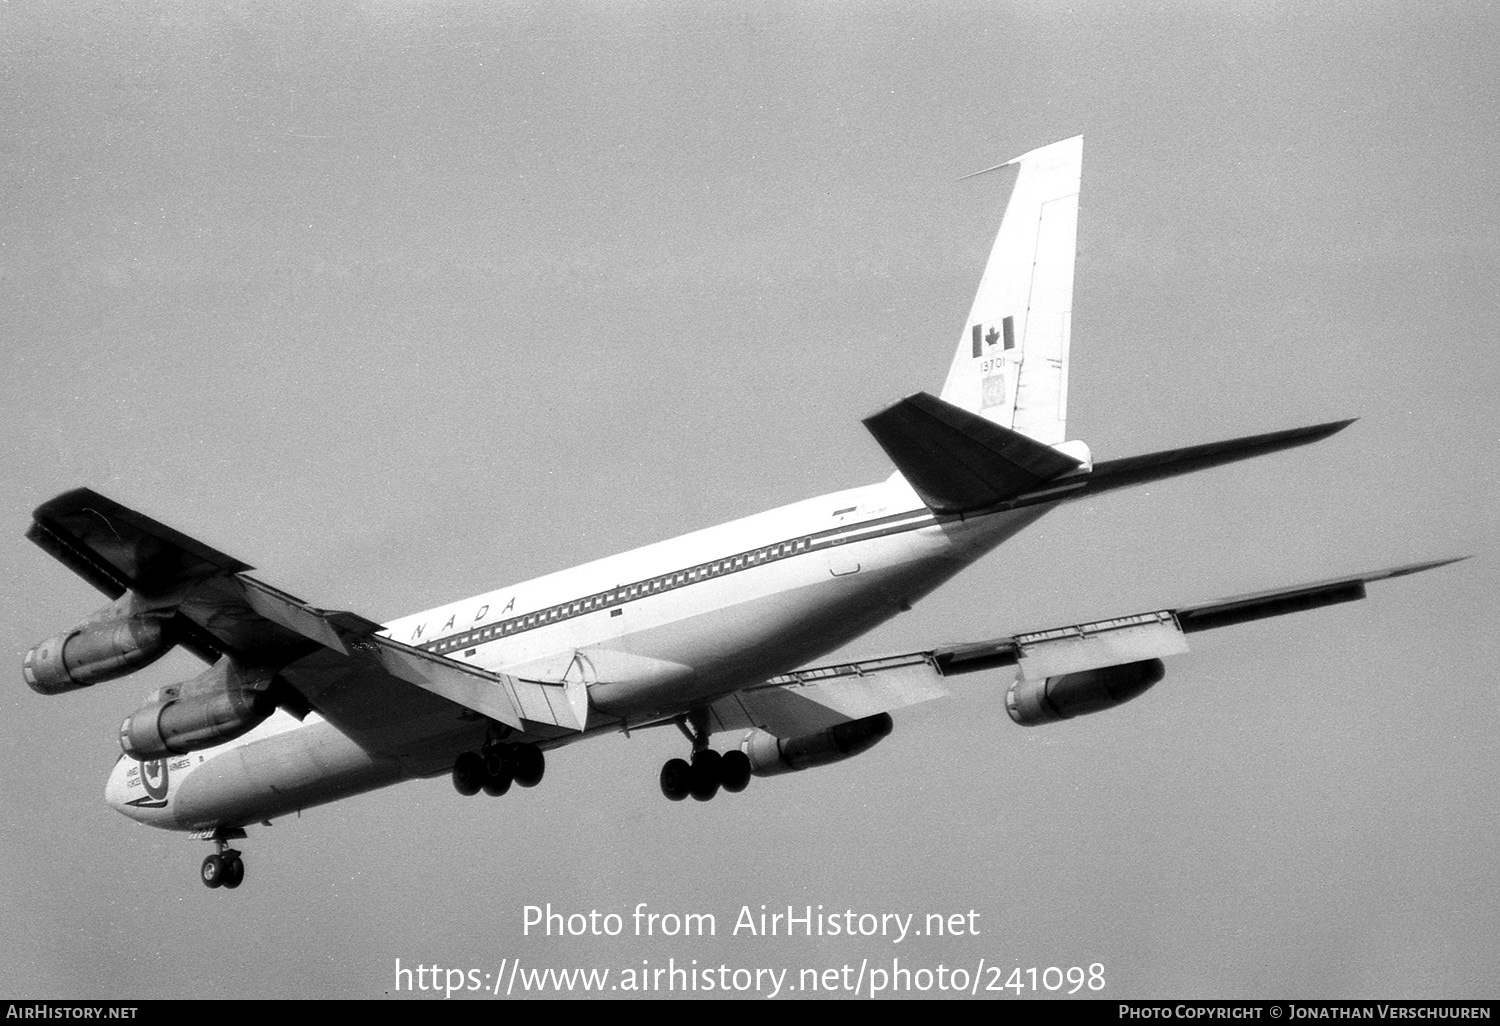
2,2,1495,1000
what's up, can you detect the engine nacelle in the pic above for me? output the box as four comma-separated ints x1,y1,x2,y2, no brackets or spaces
24,614,175,695
1005,658,1166,726
120,684,276,760
741,712,894,777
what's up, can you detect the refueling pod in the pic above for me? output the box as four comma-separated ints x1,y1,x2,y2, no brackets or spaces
740,712,894,777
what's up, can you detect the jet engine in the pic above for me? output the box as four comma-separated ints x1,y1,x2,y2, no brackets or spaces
1004,658,1165,726
119,662,277,760
740,712,893,777
24,612,175,695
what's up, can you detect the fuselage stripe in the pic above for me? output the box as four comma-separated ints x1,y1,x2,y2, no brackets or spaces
415,506,942,654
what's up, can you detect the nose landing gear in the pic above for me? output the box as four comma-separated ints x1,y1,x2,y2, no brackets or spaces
199,828,248,890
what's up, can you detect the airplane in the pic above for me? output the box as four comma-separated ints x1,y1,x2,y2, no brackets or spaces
23,136,1464,891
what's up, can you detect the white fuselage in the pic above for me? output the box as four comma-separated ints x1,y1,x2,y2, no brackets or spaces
105,474,1058,832
96,136,1092,843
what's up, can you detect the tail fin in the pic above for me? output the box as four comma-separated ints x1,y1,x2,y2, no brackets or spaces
939,136,1082,447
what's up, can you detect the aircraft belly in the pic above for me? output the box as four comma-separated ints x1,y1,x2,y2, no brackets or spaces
168,719,415,831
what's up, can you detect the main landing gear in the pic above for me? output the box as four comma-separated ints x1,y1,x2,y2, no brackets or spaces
452,741,546,797
200,830,247,890
659,711,752,802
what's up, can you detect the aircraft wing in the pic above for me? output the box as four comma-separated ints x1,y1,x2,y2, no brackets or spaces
708,558,1466,737
27,489,587,759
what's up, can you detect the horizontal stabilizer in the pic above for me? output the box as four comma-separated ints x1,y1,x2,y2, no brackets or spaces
1084,419,1356,497
864,391,1082,514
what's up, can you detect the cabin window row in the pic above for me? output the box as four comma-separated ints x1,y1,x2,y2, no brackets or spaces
425,536,817,653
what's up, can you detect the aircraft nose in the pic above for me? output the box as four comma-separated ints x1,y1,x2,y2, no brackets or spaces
104,754,134,814
103,752,179,827
105,753,129,810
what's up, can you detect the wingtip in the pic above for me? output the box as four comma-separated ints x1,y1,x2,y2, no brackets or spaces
1381,555,1473,579
1313,417,1358,437
32,486,111,521
1280,417,1358,446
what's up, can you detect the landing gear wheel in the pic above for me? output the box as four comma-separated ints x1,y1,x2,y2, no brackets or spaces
689,749,722,802
482,751,513,797
452,752,484,796
512,745,545,788
201,854,226,889
660,758,691,801
720,750,752,793
221,853,245,889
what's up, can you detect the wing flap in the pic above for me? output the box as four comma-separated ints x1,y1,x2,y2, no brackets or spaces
1012,610,1189,680
710,653,949,736
722,557,1467,734
238,577,383,657
361,637,525,730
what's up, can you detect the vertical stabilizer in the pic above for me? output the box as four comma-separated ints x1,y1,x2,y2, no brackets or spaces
939,136,1082,446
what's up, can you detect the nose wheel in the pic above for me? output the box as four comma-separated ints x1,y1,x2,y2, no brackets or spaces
202,850,245,889
659,712,752,802
200,829,248,890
